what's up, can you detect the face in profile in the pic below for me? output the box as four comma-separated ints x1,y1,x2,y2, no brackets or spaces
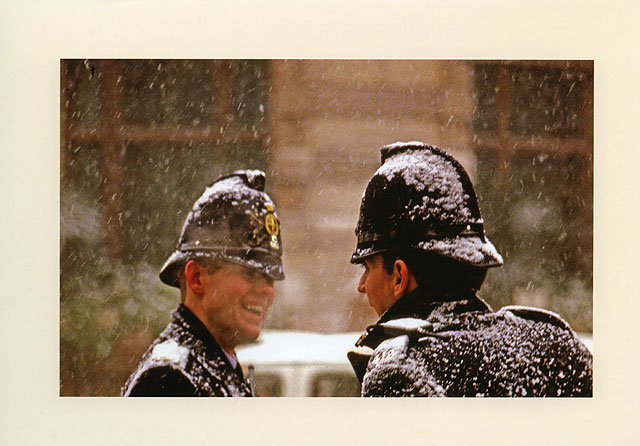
357,255,396,316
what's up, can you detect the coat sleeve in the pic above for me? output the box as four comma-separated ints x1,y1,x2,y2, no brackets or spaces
127,366,198,397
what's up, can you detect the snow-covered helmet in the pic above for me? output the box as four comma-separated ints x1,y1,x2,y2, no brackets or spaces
159,170,284,287
350,142,503,268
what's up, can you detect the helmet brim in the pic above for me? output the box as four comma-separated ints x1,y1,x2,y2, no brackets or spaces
351,235,503,268
159,248,285,288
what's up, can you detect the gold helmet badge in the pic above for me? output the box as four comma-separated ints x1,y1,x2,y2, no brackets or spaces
264,203,280,249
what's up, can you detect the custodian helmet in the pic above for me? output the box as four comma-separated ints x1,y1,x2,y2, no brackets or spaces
159,169,284,287
351,142,503,268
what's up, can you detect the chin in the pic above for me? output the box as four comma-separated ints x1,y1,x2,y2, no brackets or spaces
237,326,262,345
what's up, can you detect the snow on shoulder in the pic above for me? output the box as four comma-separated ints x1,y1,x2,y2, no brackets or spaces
150,340,189,367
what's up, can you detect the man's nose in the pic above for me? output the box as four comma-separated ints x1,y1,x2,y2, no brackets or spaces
255,278,275,302
357,273,366,293
256,279,275,293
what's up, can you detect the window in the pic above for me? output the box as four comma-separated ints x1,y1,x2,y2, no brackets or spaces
474,148,593,332
61,59,270,264
311,373,362,397
253,372,283,397
471,61,593,333
472,61,592,144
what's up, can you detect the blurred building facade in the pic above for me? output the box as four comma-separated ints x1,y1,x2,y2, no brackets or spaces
60,59,593,395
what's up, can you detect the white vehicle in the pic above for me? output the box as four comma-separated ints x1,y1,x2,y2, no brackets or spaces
579,333,593,354
236,330,362,397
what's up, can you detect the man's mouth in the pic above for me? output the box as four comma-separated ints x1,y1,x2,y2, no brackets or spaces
242,303,264,316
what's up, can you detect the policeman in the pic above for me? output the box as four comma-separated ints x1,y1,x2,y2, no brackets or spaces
347,142,593,397
122,170,284,397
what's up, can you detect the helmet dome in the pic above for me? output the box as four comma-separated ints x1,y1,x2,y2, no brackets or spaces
351,142,503,268
160,170,284,287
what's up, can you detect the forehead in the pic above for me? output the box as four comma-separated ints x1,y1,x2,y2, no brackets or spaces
363,255,384,268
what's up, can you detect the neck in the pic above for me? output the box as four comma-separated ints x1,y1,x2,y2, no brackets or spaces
218,341,235,357
183,299,237,355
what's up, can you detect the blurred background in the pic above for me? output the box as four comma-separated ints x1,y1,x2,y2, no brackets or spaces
60,59,593,396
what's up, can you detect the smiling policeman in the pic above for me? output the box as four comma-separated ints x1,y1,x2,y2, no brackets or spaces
122,170,284,397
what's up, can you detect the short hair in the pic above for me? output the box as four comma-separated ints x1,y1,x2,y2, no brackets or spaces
380,249,487,298
176,257,226,300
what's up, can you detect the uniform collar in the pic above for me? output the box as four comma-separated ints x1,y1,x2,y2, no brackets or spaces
378,287,491,324
356,288,492,349
377,288,438,324
173,304,244,378
351,289,493,382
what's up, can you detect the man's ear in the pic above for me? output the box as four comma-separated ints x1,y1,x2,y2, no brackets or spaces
392,259,417,297
184,260,206,295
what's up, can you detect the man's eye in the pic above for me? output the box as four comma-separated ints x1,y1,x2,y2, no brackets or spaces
245,269,272,284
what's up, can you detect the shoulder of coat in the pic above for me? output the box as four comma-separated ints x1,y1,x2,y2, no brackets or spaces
149,339,190,368
379,317,458,342
378,317,434,337
369,334,410,368
497,305,572,331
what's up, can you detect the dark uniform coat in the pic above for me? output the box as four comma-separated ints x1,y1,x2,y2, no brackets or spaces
348,289,593,397
122,304,252,397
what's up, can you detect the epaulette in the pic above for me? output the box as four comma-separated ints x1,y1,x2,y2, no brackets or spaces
349,318,438,382
368,335,410,369
149,339,190,368
378,318,453,342
497,305,572,331
349,318,454,383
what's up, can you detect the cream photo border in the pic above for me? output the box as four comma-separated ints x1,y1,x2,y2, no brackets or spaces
1,0,638,444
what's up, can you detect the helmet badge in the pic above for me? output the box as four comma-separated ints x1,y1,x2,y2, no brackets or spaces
264,203,280,249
